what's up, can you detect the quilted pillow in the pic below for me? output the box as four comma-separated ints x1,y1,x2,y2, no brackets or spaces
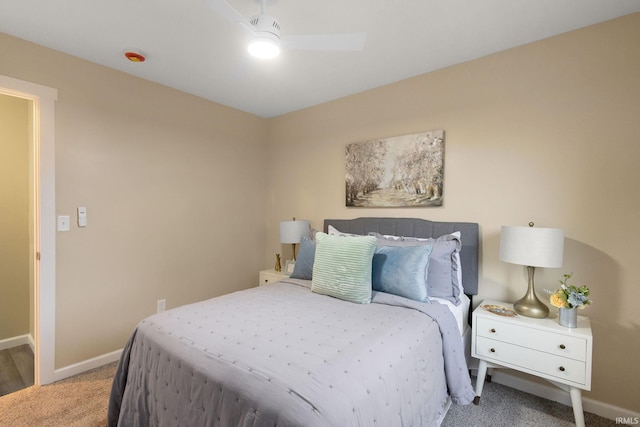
290,236,316,280
372,232,462,304
311,232,376,304
372,244,433,302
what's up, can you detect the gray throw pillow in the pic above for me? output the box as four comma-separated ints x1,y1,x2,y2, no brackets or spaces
290,236,315,280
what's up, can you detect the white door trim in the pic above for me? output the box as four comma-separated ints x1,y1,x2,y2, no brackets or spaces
0,74,57,385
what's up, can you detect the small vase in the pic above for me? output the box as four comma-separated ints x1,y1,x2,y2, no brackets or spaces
274,254,282,272
559,307,577,328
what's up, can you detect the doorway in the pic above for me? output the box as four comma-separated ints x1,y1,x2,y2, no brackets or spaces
0,75,57,387
0,93,33,395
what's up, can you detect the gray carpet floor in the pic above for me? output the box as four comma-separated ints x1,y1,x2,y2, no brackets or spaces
442,378,614,426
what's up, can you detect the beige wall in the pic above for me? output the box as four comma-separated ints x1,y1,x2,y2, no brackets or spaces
0,94,30,340
0,33,269,367
266,13,640,412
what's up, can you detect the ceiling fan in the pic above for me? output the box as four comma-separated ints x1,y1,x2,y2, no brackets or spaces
204,0,367,59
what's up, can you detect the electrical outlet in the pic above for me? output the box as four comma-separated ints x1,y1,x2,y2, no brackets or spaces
157,299,166,313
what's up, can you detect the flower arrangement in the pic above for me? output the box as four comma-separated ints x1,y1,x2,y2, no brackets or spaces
548,273,591,309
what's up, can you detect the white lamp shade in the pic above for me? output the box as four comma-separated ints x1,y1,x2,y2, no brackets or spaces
499,225,564,268
280,220,310,244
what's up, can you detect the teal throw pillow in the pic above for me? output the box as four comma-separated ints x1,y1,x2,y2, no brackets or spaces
372,244,433,302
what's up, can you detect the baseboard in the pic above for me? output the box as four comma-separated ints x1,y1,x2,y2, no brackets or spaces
489,370,640,421
54,349,122,382
0,334,30,351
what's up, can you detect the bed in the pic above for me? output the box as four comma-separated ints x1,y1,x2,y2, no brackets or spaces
108,217,479,426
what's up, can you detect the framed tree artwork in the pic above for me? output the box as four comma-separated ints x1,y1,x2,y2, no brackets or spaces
345,130,444,207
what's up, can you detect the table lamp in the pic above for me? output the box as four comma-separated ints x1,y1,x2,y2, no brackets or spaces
499,222,564,318
280,218,310,261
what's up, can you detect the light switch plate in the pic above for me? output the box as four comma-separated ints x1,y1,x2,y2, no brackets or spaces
57,215,70,232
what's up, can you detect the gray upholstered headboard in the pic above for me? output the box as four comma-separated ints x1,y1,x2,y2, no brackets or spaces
323,217,480,296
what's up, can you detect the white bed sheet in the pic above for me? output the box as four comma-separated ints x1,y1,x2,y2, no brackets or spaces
431,293,470,336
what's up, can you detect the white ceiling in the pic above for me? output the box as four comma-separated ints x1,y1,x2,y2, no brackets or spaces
2,0,639,118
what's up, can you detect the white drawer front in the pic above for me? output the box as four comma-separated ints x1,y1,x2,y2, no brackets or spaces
475,317,587,361
475,336,587,386
259,272,284,285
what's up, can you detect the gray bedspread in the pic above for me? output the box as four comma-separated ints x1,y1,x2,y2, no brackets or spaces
108,279,474,426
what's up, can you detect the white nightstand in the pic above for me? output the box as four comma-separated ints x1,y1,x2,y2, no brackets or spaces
258,269,289,286
471,300,593,427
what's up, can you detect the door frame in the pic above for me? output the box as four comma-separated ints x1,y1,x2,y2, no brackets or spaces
0,74,57,385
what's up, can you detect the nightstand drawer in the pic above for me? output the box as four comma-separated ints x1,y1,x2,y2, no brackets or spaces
259,270,288,286
475,336,587,385
476,317,587,361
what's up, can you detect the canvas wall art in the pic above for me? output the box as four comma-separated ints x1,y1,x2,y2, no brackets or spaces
345,130,444,207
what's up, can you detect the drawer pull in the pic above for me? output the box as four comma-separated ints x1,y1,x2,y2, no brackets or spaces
559,366,565,372
559,344,566,349
490,348,496,353
490,328,496,333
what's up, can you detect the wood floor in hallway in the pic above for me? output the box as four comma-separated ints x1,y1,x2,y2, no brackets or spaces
0,344,33,396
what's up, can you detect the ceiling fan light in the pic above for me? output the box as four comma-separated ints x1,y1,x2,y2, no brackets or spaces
248,36,280,59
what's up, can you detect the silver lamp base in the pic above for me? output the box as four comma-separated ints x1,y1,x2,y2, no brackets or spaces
513,266,549,319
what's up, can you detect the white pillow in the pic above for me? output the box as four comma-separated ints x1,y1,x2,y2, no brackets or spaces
327,225,360,237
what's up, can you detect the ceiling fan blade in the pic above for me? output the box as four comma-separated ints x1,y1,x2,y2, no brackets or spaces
203,0,255,33
282,32,366,51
